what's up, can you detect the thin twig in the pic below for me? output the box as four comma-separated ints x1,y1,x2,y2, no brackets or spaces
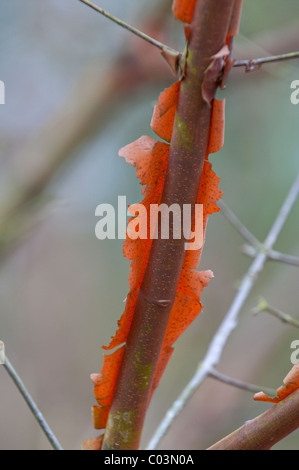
252,298,299,329
209,368,277,397
243,244,299,267
209,201,299,268
3,356,63,450
233,50,299,71
218,200,260,248
146,172,299,450
269,250,299,267
79,0,181,74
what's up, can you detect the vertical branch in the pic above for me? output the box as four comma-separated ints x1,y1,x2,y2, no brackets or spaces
102,0,235,450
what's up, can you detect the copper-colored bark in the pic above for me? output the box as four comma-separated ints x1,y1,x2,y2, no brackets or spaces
208,388,299,450
102,0,236,450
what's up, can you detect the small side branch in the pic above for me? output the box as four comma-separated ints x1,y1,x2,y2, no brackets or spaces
268,250,299,267
79,0,181,75
219,201,299,268
243,244,299,267
252,298,299,329
209,368,277,397
208,388,299,450
233,50,299,72
218,200,260,248
3,356,63,450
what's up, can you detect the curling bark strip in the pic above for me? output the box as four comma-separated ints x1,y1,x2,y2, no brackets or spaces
90,0,240,450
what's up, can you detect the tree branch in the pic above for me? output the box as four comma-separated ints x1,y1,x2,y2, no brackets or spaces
219,201,299,268
147,172,299,450
102,0,236,450
252,298,299,329
79,0,181,75
233,50,299,72
268,250,299,267
207,388,299,450
218,200,260,248
209,368,277,397
243,245,299,267
2,356,63,450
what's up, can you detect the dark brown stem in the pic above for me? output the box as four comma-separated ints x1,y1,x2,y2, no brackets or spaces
102,0,236,450
208,388,299,450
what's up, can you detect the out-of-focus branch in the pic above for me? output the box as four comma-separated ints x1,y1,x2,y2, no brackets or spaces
1,12,296,241
147,173,299,450
209,368,276,397
252,298,299,329
79,0,181,75
0,2,173,256
219,200,260,248
208,388,299,450
267,250,299,267
233,50,299,72
219,201,299,268
243,244,299,267
2,356,63,450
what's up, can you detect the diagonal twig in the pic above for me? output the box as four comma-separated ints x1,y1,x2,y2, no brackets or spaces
219,201,299,268
146,172,299,450
2,356,63,450
252,298,299,329
218,200,260,248
79,0,181,75
268,250,299,267
209,368,277,397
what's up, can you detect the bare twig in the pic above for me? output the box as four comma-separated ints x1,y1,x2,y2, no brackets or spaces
79,0,181,74
2,356,63,450
243,244,299,267
146,172,299,450
218,200,260,248
219,201,299,267
209,368,277,397
0,4,173,237
252,298,299,329
268,250,299,267
208,388,299,450
233,50,299,72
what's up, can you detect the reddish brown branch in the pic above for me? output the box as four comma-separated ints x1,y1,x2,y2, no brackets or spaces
208,388,299,450
102,0,236,450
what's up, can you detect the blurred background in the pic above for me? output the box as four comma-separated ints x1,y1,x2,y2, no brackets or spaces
0,0,298,450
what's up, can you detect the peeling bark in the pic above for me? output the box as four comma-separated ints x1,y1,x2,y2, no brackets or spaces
102,0,236,450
